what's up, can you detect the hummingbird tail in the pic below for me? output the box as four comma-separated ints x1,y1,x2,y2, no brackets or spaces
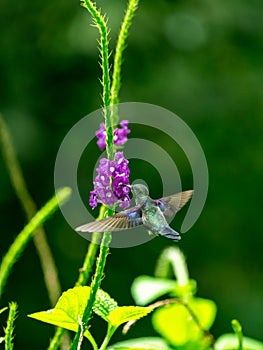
159,227,181,241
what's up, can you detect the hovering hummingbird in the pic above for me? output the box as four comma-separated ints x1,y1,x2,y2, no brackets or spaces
76,184,193,241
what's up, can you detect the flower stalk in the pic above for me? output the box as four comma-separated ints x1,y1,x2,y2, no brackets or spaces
69,1,138,348
110,0,139,110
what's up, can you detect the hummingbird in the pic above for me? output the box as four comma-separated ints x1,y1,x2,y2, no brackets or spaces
76,184,193,241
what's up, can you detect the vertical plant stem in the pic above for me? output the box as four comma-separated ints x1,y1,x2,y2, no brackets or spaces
76,205,107,286
68,2,115,348
69,0,139,347
81,0,114,160
4,302,18,350
48,206,106,350
81,0,111,109
0,187,71,300
0,116,62,306
232,319,243,350
48,7,113,341
70,230,112,350
75,234,101,285
110,0,139,114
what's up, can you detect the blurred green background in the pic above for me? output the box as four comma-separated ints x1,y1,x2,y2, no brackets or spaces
1,0,263,348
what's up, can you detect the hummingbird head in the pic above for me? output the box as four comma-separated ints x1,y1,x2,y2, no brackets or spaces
129,184,149,205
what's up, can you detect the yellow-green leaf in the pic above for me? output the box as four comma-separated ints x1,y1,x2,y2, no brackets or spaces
131,276,177,306
152,297,216,346
108,306,153,327
28,286,91,338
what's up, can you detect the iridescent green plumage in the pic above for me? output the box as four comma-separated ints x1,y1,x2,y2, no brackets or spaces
76,184,193,241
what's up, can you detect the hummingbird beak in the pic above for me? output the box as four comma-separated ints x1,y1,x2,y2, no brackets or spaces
120,184,131,188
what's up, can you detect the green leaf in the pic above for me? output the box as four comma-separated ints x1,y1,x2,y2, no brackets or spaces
131,275,177,305
108,337,171,350
28,286,152,341
108,306,153,327
56,286,91,319
93,289,118,320
152,297,217,346
0,337,5,344
28,286,92,338
215,334,263,350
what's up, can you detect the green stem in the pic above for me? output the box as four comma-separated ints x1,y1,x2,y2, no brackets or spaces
155,247,189,286
75,233,101,285
81,0,114,160
48,237,101,349
48,328,65,350
99,325,116,350
68,0,139,347
48,207,106,350
4,302,17,350
68,2,115,348
0,307,8,315
232,319,243,350
0,187,71,300
81,0,111,109
0,115,62,307
70,229,112,350
85,331,98,350
76,205,106,286
110,0,139,112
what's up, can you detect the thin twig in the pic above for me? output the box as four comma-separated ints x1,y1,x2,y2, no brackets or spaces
77,316,84,350
0,116,61,306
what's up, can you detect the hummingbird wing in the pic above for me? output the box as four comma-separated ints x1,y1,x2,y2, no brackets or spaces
76,205,143,232
156,190,194,217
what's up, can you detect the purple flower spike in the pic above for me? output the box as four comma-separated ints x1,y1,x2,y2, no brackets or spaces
95,120,131,150
89,151,131,210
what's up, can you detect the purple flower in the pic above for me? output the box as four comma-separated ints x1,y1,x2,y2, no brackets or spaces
90,151,131,210
96,120,131,150
95,123,107,150
89,190,98,210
